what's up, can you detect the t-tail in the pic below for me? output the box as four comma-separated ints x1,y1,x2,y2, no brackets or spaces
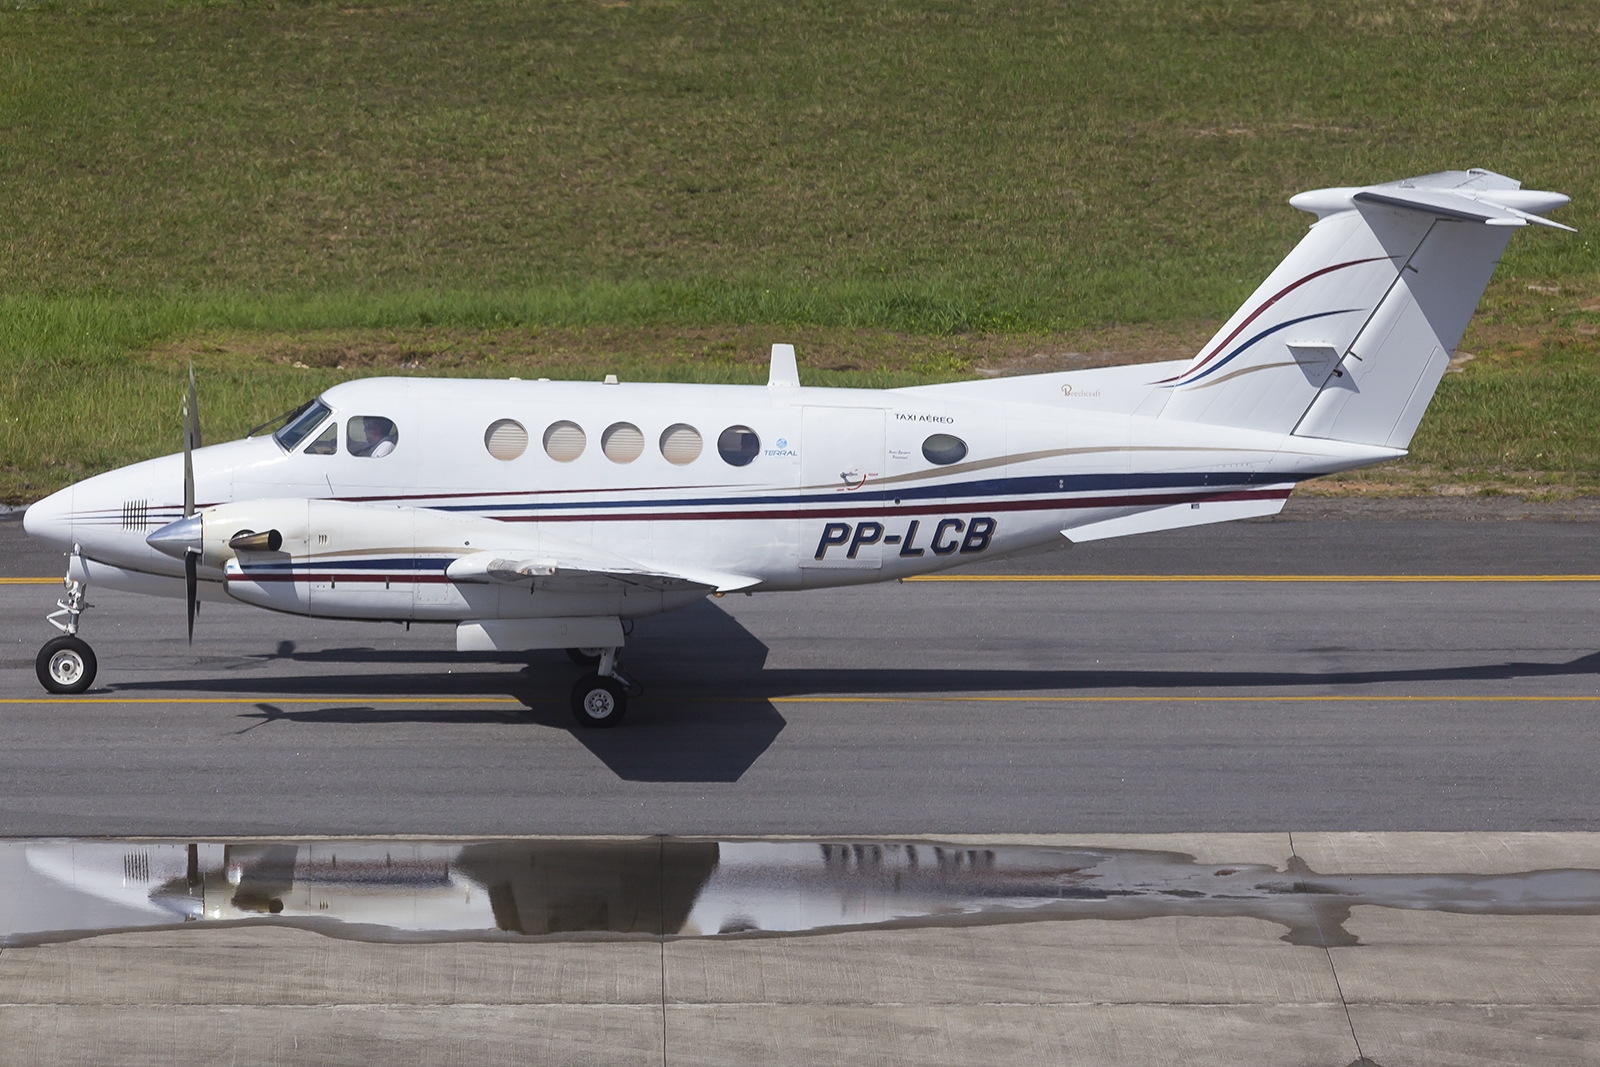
1155,169,1572,448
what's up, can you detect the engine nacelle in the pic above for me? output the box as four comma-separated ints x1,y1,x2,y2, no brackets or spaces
172,498,694,623
202,497,466,619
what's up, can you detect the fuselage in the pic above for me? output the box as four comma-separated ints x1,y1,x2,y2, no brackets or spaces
23,369,1394,623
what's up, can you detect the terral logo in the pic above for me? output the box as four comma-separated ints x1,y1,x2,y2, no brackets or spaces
815,517,997,560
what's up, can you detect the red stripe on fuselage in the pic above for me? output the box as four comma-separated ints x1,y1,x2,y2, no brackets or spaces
492,486,1291,523
1156,256,1395,384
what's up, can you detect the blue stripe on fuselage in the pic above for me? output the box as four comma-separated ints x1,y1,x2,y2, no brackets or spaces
427,469,1288,516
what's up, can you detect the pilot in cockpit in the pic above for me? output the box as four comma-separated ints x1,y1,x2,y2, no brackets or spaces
348,416,398,458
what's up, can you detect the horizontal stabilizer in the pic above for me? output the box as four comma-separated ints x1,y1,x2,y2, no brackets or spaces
1351,187,1576,232
1289,169,1572,227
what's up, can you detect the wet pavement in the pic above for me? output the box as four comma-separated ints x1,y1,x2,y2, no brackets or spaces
9,836,1600,949
3,832,1598,1066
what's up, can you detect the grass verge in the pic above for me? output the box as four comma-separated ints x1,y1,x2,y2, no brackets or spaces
1,1,1598,502
7,299,1599,504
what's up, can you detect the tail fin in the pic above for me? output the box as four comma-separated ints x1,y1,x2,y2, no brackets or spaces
1157,169,1570,449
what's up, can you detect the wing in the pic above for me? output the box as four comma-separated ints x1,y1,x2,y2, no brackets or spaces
444,544,759,595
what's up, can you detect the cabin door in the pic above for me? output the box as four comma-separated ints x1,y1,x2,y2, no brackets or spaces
799,407,887,570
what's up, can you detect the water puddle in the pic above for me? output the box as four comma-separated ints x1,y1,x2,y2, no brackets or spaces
6,838,1599,948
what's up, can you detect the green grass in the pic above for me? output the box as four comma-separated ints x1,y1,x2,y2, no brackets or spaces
1313,309,1600,498
1,0,1599,501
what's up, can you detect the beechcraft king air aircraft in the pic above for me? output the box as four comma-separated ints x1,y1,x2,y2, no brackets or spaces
22,169,1573,725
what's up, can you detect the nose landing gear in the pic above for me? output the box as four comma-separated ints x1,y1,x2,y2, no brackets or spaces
37,549,97,694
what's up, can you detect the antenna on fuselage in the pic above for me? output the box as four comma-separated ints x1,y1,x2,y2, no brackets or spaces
768,343,800,388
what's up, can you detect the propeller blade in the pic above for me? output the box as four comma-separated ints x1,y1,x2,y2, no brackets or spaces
187,363,202,451
185,551,198,643
181,365,201,640
182,390,195,519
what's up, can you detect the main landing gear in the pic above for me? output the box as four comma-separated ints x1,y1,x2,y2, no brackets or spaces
567,646,641,729
37,549,96,694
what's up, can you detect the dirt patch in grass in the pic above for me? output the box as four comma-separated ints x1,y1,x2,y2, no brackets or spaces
11,307,1595,507
153,321,1219,381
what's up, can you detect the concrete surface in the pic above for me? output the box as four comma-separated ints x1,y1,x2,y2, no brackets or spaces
2,831,1596,1066
1292,831,1600,874
1336,909,1600,1067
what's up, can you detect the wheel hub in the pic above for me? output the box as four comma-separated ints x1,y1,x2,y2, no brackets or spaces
582,689,616,719
49,650,84,686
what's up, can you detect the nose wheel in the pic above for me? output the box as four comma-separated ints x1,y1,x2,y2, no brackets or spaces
37,635,97,694
38,553,97,694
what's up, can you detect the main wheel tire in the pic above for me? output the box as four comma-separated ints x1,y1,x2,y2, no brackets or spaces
566,647,603,667
570,673,628,728
37,635,97,695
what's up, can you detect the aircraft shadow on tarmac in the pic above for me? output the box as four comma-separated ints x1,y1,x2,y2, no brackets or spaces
104,599,1600,783
231,697,788,785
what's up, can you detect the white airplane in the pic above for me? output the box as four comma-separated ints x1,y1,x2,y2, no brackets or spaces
22,169,1572,725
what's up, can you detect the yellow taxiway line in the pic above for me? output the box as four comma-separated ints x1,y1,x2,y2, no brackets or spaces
0,696,525,705
2,694,1599,706
768,694,1600,704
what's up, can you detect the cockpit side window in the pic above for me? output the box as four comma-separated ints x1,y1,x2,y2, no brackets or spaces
303,421,337,455
271,399,332,452
347,416,399,458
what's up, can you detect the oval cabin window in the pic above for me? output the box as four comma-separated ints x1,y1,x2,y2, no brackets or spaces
601,422,645,463
543,420,587,462
717,425,760,467
922,433,968,465
484,419,528,461
659,424,703,465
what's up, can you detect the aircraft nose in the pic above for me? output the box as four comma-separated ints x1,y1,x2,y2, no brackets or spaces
147,514,203,560
22,486,74,548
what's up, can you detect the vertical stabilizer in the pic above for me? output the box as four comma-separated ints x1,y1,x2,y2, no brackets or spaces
1158,170,1568,449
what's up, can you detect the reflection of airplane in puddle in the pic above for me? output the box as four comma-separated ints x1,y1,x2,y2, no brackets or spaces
17,839,1600,948
23,171,1572,727
23,840,720,936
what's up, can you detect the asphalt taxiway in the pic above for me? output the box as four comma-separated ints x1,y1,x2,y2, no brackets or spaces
3,506,1600,836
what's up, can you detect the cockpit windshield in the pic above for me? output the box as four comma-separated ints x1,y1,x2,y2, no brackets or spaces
267,399,333,452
